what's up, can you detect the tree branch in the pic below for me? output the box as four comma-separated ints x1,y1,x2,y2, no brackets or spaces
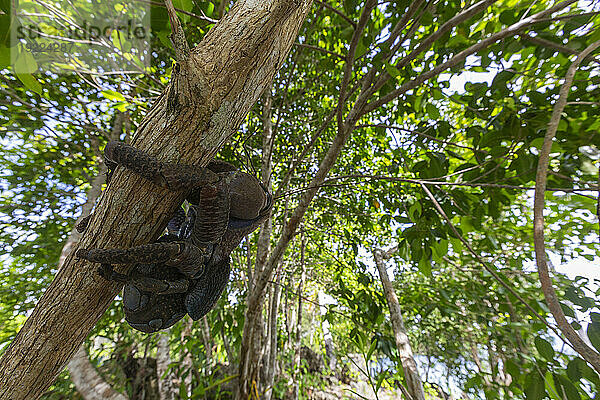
336,0,377,130
420,183,569,345
164,0,190,62
370,0,499,95
315,0,356,28
533,39,600,373
362,0,579,115
519,33,577,55
373,247,426,400
294,43,345,60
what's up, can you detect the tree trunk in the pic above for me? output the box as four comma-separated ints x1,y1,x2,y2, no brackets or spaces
219,311,235,374
66,168,122,400
263,265,283,400
291,235,305,400
373,247,426,400
68,345,129,400
0,1,312,399
200,316,213,366
180,318,193,398
318,292,336,372
156,331,176,400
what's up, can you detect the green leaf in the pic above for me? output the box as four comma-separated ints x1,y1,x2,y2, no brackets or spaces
534,337,554,360
204,2,215,18
567,358,584,381
384,62,401,78
375,372,386,392
525,371,546,400
587,320,600,352
13,49,38,73
15,73,42,95
101,90,126,102
530,137,563,153
0,45,9,67
555,374,581,400
426,103,440,120
366,337,377,360
499,10,516,25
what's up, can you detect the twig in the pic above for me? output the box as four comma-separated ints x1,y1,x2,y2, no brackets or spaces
139,0,218,23
164,0,190,62
336,0,377,131
294,43,345,60
419,184,571,350
315,0,356,28
356,123,482,152
519,33,577,55
362,0,579,115
533,39,600,373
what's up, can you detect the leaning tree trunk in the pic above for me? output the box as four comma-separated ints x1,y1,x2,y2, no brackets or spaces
156,330,177,400
291,235,306,400
0,1,312,399
373,247,426,400
263,265,283,400
68,346,129,400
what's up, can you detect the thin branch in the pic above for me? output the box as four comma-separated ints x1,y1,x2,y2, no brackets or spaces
336,0,377,130
372,0,498,94
140,0,218,23
357,123,482,152
565,101,600,105
315,0,356,28
535,10,600,22
294,43,345,60
533,39,600,373
385,0,428,60
519,33,577,55
419,184,570,349
324,174,597,192
362,0,579,115
274,104,338,199
164,0,190,62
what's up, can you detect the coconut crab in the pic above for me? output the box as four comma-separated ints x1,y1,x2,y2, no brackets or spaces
77,141,271,333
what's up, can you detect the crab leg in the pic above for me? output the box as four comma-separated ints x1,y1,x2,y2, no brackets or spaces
166,206,187,235
104,141,219,191
98,264,189,294
185,258,230,320
77,242,182,265
77,241,209,279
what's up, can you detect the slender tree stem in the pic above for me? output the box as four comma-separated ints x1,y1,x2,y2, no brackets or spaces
533,40,600,373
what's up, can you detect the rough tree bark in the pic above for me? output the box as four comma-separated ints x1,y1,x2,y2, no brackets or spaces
0,1,312,398
373,247,426,400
